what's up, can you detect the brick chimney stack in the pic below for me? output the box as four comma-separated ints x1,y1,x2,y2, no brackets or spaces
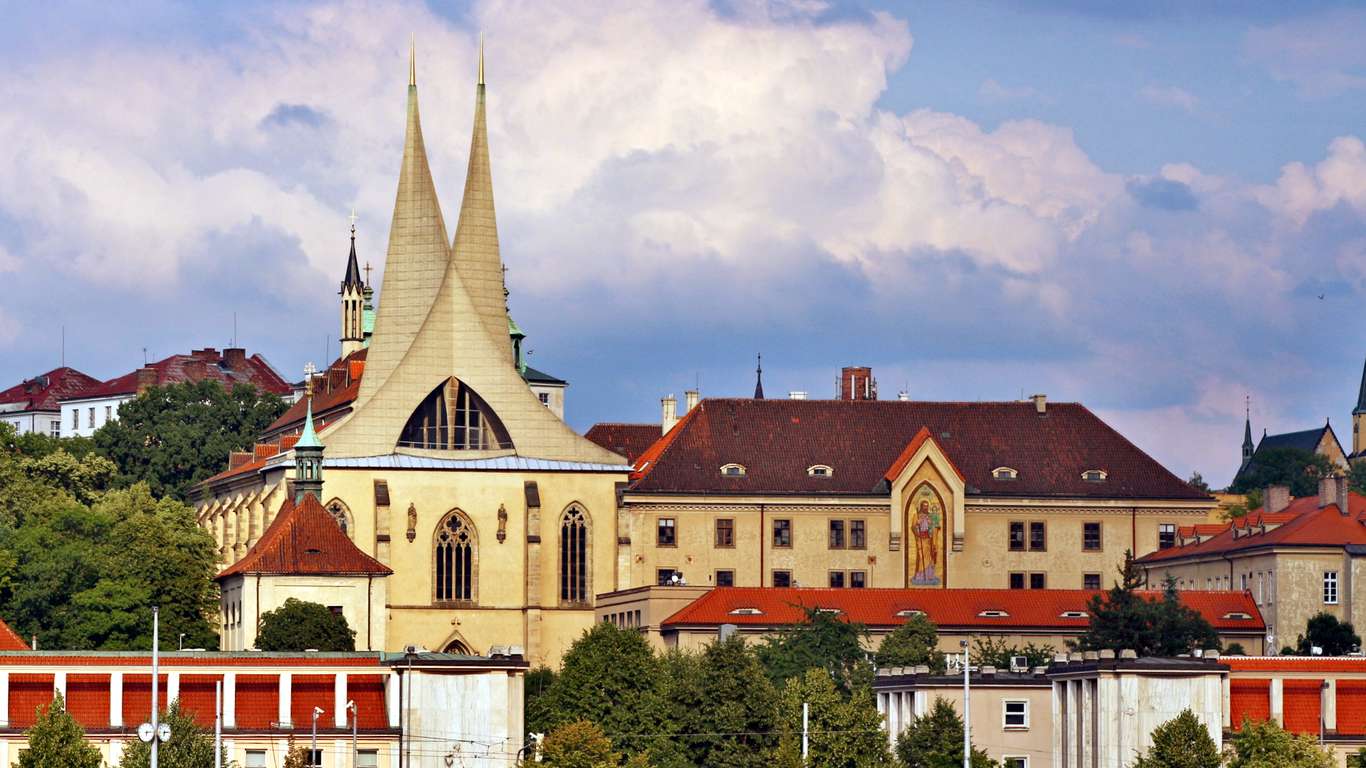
1319,475,1351,515
839,366,876,401
135,367,158,394
1265,485,1291,514
223,347,247,369
661,395,678,434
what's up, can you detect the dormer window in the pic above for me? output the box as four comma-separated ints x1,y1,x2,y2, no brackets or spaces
895,609,926,618
1082,469,1108,482
992,467,1019,481
815,607,841,615
978,610,1010,618
720,463,747,477
807,464,834,478
1059,610,1088,619
729,607,763,616
1222,612,1253,621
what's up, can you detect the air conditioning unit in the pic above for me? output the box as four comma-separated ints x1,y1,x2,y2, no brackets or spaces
1009,656,1029,673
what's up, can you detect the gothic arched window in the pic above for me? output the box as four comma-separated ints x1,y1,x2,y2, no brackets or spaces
399,378,513,451
435,510,477,604
559,506,590,605
324,498,352,538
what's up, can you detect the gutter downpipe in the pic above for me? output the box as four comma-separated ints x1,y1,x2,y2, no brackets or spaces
759,503,766,586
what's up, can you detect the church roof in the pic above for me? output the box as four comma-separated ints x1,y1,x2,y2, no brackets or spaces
629,399,1207,500
1356,356,1366,414
1256,425,1330,454
216,492,392,580
521,365,566,386
0,367,101,413
341,228,364,292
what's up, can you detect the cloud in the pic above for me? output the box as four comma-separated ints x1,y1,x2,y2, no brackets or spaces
978,78,1051,105
1138,84,1199,112
1245,8,1366,97
1255,136,1366,227
1126,177,1198,211
261,103,331,130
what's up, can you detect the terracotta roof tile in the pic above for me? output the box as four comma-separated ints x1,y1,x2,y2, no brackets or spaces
584,423,663,464
264,350,367,437
1139,494,1366,563
216,493,392,579
68,349,291,401
661,587,1263,632
630,399,1206,499
0,367,102,412
883,426,965,483
0,617,28,650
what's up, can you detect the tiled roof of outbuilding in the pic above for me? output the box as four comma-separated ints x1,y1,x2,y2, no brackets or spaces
69,349,291,400
1139,493,1366,563
662,587,1264,632
0,367,102,412
631,399,1206,499
584,423,662,464
216,493,392,579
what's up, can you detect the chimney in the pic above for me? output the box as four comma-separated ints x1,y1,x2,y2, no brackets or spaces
897,391,910,401
788,391,807,400
223,347,247,369
1031,394,1047,414
684,389,699,413
661,395,678,433
1265,485,1291,514
1320,474,1351,515
135,366,158,394
839,366,876,401
192,347,220,362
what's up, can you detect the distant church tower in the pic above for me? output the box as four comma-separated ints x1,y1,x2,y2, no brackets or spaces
1354,356,1366,457
339,216,367,358
1240,397,1255,473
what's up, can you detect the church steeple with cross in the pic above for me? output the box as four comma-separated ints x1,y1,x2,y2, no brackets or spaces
339,210,368,358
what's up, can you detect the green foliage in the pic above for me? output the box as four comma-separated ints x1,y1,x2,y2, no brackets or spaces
1069,553,1219,656
757,607,872,691
1349,747,1366,768
18,692,102,768
1349,462,1366,496
1130,710,1219,768
1230,447,1334,496
667,637,778,768
255,598,355,651
118,700,226,768
1224,642,1247,655
1187,472,1210,493
525,666,558,736
281,736,310,768
1225,717,1335,768
773,667,890,768
875,615,946,672
893,698,995,768
542,721,623,768
94,379,286,500
970,636,1053,671
1296,612,1361,655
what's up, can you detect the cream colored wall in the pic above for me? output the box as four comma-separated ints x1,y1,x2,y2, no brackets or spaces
220,574,387,652
903,683,1054,766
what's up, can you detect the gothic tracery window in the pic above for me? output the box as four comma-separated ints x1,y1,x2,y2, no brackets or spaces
435,510,477,603
325,499,351,537
560,506,589,605
399,378,512,450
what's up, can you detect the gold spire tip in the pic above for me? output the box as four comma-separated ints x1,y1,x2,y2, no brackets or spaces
409,34,416,87
477,32,485,86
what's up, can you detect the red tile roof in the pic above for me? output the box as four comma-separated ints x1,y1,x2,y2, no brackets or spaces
1139,493,1366,563
68,348,291,401
216,493,392,579
1224,656,1366,673
584,423,663,464
0,617,29,650
630,399,1208,499
883,426,965,483
0,367,101,412
661,587,1264,632
263,349,367,438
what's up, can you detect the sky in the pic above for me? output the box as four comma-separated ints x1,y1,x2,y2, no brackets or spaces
2,0,1365,488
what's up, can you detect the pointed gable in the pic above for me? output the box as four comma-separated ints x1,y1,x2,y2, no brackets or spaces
216,494,392,579
884,426,965,485
0,616,28,650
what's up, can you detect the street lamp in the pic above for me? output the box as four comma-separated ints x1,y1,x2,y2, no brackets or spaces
312,706,325,768
346,700,357,768
960,639,971,768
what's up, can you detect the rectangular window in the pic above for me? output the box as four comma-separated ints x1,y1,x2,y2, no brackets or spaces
1030,572,1046,590
1240,573,1247,591
1325,571,1339,604
49,420,60,438
1082,522,1101,551
657,568,677,586
850,571,866,588
657,518,676,547
1029,522,1046,551
356,751,378,768
1083,573,1101,590
1009,572,1026,590
850,520,866,549
716,570,735,587
715,518,735,548
1003,758,1028,768
829,571,846,588
1003,700,1029,729
104,405,112,422
1009,521,1026,551
306,750,322,768
71,410,78,429
538,392,550,405
1206,578,1212,590
1256,573,1264,605
773,519,792,548
88,407,95,428
772,570,792,588
245,751,267,768
829,520,846,549
1269,571,1275,604
1158,523,1176,549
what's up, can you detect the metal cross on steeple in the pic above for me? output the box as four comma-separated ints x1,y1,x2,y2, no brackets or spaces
363,262,373,286
303,361,317,396
348,208,358,234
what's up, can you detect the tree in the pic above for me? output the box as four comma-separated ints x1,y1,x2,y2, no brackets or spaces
667,637,778,768
757,607,871,691
119,700,226,768
1070,553,1219,656
1225,642,1247,655
281,736,310,768
1226,717,1334,768
875,614,946,672
772,667,890,768
541,721,623,768
94,379,287,500
525,666,558,737
1350,462,1366,496
1230,447,1333,497
893,698,995,768
255,598,355,651
1296,612,1361,656
970,636,1053,671
1187,472,1210,493
1131,710,1219,768
18,692,102,768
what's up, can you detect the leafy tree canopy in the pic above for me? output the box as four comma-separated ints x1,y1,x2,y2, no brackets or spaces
1226,717,1335,768
18,692,102,768
875,614,946,672
757,607,872,692
1296,612,1361,656
1070,553,1219,656
666,637,778,768
255,598,355,652
971,636,1054,671
93,379,286,500
119,700,227,768
773,667,890,768
894,697,995,768
1230,447,1333,497
1131,710,1219,768
1187,472,1210,493
541,720,635,768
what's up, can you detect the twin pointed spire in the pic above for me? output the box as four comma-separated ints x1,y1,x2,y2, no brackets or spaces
754,354,765,400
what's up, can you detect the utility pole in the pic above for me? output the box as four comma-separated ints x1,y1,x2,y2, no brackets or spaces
214,681,222,768
961,639,971,768
801,701,809,763
152,608,160,768
312,706,324,767
347,700,357,768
